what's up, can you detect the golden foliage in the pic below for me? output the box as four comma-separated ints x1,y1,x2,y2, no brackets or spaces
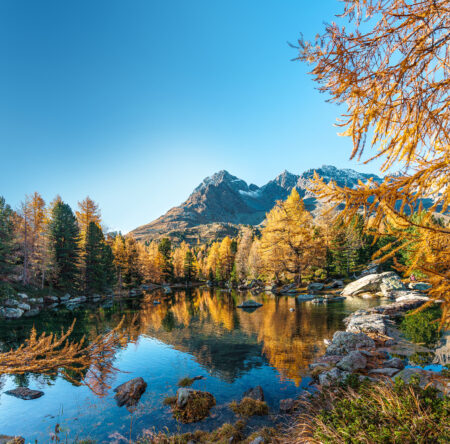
260,189,325,284
297,0,450,324
0,318,127,397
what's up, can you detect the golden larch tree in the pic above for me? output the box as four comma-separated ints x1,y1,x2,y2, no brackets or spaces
296,0,449,323
260,189,325,285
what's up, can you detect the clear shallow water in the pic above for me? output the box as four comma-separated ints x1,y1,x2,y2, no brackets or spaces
0,288,380,443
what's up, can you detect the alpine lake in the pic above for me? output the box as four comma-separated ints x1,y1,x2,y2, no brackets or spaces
0,288,381,443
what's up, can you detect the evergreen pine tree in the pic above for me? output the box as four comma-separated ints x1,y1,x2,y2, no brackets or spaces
101,243,116,291
158,238,173,282
183,250,195,281
84,222,106,293
48,201,80,292
124,237,142,288
0,197,16,279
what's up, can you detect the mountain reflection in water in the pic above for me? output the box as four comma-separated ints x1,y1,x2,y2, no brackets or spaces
0,288,380,442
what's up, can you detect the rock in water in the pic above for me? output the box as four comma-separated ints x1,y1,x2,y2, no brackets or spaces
237,300,262,308
5,387,44,400
242,385,264,401
114,377,147,409
341,271,401,296
172,388,216,422
308,282,324,291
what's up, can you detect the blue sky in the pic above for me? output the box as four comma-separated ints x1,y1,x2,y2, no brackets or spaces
0,0,384,233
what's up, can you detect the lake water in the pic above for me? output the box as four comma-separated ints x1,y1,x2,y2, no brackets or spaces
0,288,380,443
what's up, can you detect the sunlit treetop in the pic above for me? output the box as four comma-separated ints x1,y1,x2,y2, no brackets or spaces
296,0,449,324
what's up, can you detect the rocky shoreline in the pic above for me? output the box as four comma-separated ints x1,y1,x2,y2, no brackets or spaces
306,272,449,396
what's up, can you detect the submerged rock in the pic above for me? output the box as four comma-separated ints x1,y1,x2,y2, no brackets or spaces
308,282,324,291
114,377,147,410
296,294,315,301
242,385,264,402
237,300,262,308
5,387,44,400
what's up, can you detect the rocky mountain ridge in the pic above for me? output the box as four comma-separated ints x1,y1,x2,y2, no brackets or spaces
130,165,382,244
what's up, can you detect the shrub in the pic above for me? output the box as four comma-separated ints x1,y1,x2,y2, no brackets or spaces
229,397,269,417
401,306,441,346
0,281,15,301
283,379,450,444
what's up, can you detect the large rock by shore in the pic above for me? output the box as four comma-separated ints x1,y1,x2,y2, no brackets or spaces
341,271,404,297
325,331,375,356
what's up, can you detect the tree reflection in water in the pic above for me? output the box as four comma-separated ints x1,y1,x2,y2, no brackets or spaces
0,288,378,393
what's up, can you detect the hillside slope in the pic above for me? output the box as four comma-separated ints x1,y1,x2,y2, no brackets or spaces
130,165,381,244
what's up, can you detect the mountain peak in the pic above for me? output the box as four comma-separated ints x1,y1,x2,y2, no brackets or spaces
130,165,383,244
273,170,298,189
194,170,249,193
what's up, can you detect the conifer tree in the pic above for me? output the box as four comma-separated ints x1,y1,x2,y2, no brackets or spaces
183,250,196,281
298,0,450,321
260,189,324,285
0,196,16,280
158,238,173,282
235,228,253,281
101,242,116,290
112,235,127,293
124,237,142,288
218,236,234,280
76,197,101,237
84,222,112,293
48,201,80,292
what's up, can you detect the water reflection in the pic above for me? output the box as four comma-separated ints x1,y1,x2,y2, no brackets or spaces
0,288,380,389
0,288,380,442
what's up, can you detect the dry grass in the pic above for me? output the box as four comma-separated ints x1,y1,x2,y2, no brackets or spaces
164,391,216,423
281,379,450,443
229,397,269,417
137,421,246,443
